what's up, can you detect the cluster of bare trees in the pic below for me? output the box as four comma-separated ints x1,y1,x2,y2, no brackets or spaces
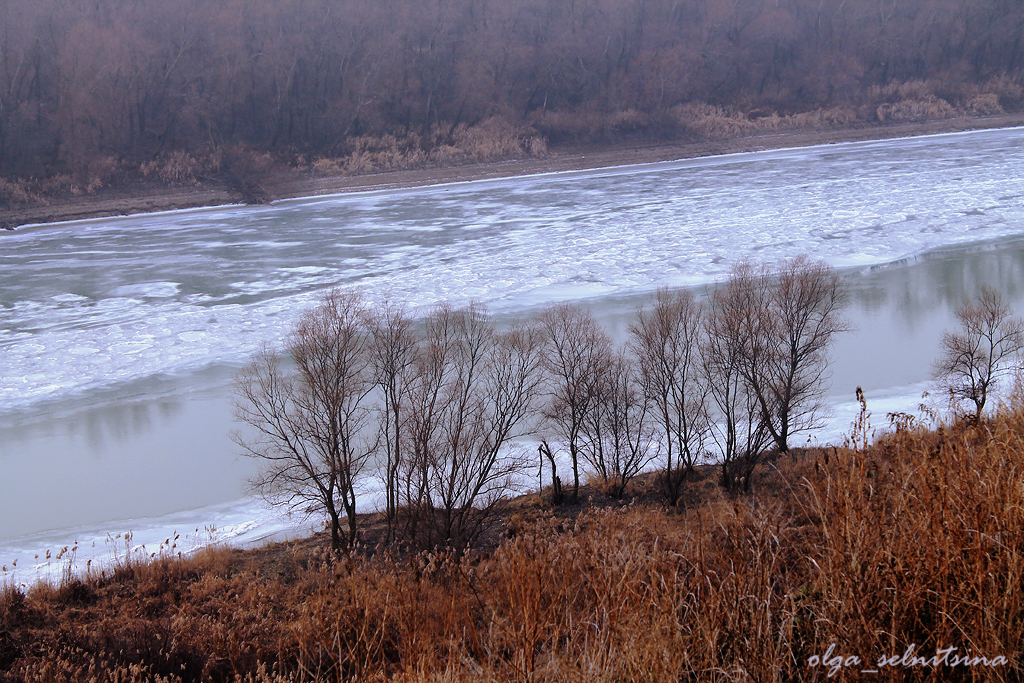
234,293,545,551
2,0,1023,185
538,256,847,501
234,257,848,551
231,262,1024,553
703,258,850,488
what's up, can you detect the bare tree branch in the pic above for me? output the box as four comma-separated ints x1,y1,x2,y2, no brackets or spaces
398,303,543,549
933,286,1024,418
704,256,848,488
580,348,659,499
537,303,613,503
232,288,375,552
629,287,710,503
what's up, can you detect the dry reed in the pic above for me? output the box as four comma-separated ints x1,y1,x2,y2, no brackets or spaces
2,394,1023,682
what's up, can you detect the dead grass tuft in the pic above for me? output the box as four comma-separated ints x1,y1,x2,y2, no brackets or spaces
310,118,546,178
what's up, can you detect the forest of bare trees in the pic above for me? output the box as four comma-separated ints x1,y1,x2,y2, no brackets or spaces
233,257,848,550
2,0,1023,196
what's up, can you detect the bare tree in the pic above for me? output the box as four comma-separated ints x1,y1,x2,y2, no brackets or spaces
232,288,375,552
722,256,849,455
399,303,543,549
538,303,613,502
703,285,774,491
538,440,563,504
629,287,711,503
933,286,1024,418
365,299,419,541
580,348,658,499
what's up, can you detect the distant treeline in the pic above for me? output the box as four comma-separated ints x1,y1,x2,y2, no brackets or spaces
1,0,1023,191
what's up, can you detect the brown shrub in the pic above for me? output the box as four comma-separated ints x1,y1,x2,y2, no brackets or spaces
788,106,858,128
449,117,545,161
140,151,206,185
343,133,427,174
310,156,346,176
966,93,1005,116
876,97,957,123
0,178,35,204
671,102,760,139
984,74,1024,110
797,407,1024,678
310,119,546,178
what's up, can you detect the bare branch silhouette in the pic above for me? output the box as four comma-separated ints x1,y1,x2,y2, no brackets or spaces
232,288,375,551
934,286,1024,418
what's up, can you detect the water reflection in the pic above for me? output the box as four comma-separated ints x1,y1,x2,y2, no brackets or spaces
0,372,257,540
533,237,1024,398
853,237,1024,321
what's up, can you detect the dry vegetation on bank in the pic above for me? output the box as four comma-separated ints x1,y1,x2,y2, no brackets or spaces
2,392,1023,682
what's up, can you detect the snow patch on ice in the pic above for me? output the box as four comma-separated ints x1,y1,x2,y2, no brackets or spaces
111,282,181,298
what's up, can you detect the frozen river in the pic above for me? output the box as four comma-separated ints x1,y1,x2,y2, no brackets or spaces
2,126,1024,581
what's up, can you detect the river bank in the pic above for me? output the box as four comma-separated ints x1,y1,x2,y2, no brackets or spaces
3,113,1022,231
3,405,1022,681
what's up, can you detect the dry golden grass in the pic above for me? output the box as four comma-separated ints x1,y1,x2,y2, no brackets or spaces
309,117,546,179
3,394,1024,682
140,151,221,186
573,74,1020,143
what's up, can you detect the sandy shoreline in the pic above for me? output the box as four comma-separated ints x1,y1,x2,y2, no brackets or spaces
3,114,1022,232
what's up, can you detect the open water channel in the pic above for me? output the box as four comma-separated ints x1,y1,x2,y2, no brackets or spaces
2,126,1024,582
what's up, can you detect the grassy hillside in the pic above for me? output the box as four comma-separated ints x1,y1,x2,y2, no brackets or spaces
2,392,1023,682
